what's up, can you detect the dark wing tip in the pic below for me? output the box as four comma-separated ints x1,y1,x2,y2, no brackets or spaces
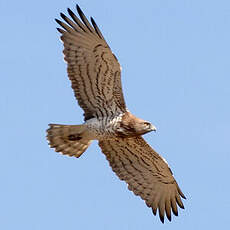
152,207,157,216
179,188,186,199
55,18,62,26
56,27,65,33
159,214,165,224
177,197,185,209
90,17,98,31
90,17,95,27
76,4,83,16
67,8,74,16
60,12,67,20
181,193,186,200
167,214,172,222
75,4,94,33
172,209,178,216
90,16,104,39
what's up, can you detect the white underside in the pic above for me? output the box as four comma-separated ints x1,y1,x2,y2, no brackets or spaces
84,114,124,140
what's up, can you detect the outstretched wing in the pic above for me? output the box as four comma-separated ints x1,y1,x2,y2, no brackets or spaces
99,136,186,223
55,5,126,120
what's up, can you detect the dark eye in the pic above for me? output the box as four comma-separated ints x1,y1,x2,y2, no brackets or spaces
144,122,150,126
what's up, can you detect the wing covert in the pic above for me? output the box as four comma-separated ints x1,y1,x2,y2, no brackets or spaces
56,5,126,120
98,136,186,223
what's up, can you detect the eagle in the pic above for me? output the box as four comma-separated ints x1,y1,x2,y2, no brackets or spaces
46,5,186,223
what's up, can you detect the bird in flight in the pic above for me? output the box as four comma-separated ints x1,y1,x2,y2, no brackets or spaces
47,5,186,223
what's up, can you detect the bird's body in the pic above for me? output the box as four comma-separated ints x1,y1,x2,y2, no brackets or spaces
47,5,186,223
83,110,153,139
85,116,123,139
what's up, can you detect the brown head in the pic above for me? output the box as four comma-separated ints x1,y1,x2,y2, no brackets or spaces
116,112,156,137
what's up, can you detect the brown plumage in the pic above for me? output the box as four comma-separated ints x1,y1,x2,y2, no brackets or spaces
46,5,186,223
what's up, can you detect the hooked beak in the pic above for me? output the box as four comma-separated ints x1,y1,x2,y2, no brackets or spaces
150,124,157,132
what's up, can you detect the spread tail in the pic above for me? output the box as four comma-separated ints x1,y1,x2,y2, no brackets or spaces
46,124,92,158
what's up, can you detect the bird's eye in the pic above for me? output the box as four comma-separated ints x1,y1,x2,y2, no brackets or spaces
144,122,150,126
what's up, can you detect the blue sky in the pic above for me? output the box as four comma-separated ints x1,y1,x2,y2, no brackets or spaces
1,0,230,229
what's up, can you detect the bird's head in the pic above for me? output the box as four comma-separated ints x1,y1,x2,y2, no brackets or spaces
133,120,156,135
138,121,156,134
118,112,156,137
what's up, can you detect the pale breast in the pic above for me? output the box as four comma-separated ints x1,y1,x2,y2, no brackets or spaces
85,114,124,140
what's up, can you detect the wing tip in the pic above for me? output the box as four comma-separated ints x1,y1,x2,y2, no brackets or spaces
55,18,60,24
90,17,95,26
152,207,157,216
60,12,67,20
67,7,74,17
55,18,63,28
76,4,83,16
172,209,178,216
178,187,186,200
159,215,165,224
56,27,64,33
167,215,172,222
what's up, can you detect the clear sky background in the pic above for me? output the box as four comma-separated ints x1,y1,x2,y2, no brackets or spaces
1,0,230,229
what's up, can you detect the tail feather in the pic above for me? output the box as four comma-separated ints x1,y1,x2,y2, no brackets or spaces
46,124,92,158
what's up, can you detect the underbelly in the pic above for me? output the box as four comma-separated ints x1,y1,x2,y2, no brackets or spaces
85,120,117,140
